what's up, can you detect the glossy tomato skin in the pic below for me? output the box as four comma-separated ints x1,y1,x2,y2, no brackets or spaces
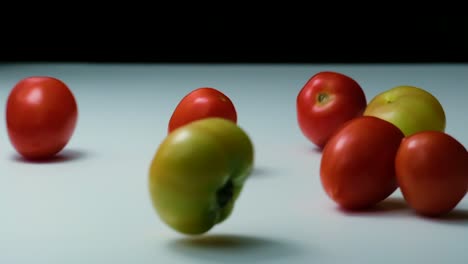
297,71,367,149
320,116,404,210
6,76,78,160
395,131,468,216
149,117,254,235
168,87,237,133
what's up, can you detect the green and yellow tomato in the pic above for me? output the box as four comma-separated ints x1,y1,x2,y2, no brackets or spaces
148,117,254,235
363,85,446,136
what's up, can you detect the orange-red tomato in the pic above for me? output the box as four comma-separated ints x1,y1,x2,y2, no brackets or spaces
320,116,404,210
296,71,367,149
395,131,468,216
168,87,237,133
6,76,78,160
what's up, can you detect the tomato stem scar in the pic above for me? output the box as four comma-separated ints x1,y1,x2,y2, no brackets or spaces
317,93,329,103
216,180,233,209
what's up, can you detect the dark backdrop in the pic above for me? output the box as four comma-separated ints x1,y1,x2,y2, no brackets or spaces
2,16,467,63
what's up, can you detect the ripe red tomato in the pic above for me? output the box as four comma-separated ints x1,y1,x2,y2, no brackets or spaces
320,116,404,210
395,131,468,216
168,87,237,133
296,71,367,149
6,76,78,160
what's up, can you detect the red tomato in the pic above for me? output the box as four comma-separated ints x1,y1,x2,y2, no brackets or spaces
6,76,78,160
395,131,468,216
320,116,404,210
296,71,367,149
168,87,237,133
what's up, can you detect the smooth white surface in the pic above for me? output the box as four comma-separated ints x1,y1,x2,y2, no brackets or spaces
0,63,467,264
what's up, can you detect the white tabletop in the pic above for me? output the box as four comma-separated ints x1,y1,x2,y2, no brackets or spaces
0,63,467,264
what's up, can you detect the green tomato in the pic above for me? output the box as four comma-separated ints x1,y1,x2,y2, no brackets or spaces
148,117,254,235
363,85,446,136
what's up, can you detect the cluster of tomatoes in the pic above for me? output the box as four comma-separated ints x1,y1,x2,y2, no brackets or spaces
297,71,468,217
6,73,467,221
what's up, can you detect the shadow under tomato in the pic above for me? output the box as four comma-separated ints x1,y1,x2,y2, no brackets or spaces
336,196,410,216
420,208,468,227
167,233,306,263
249,167,276,178
308,146,323,154
371,196,410,212
11,149,89,164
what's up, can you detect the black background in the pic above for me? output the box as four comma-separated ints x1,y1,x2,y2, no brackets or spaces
2,15,467,64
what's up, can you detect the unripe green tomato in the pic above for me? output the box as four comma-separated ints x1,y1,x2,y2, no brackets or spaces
148,117,254,235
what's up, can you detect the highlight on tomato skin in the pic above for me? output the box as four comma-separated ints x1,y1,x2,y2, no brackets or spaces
395,131,468,217
168,87,237,133
5,76,78,160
